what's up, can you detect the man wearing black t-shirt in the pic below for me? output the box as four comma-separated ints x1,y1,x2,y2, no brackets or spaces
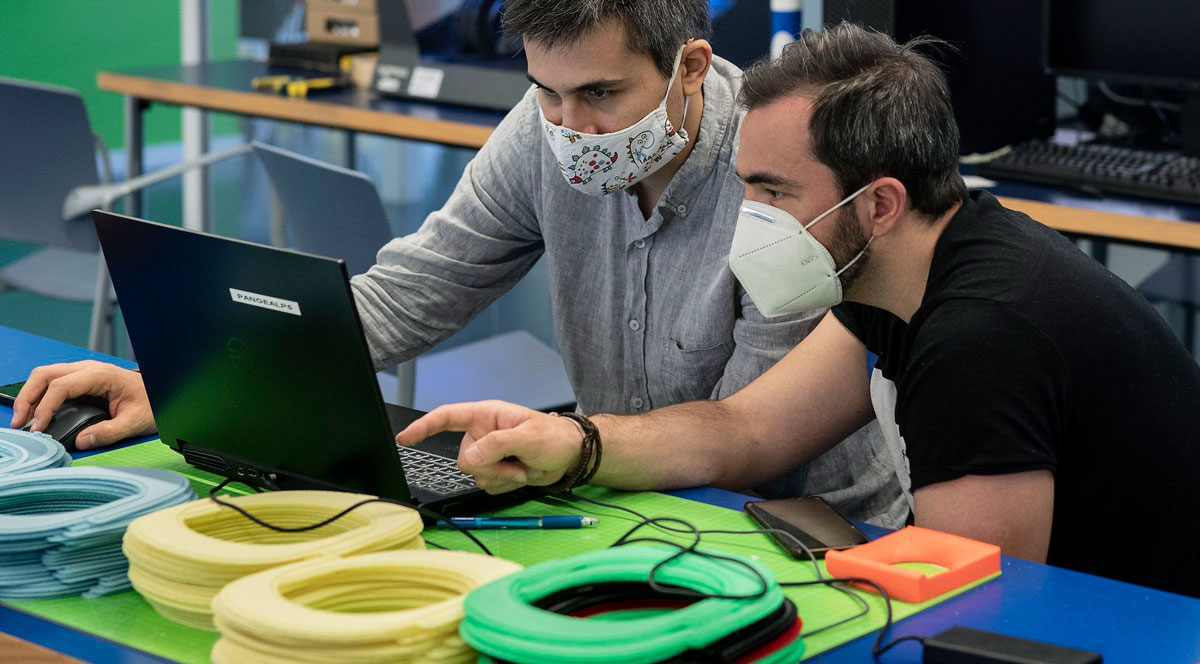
398,24,1200,596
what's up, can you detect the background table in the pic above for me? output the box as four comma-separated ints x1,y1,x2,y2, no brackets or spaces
98,61,1200,253
1,325,1198,663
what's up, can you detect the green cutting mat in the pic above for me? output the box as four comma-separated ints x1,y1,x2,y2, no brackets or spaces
6,442,999,663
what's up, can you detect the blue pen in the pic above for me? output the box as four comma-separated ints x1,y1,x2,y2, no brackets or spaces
436,516,599,530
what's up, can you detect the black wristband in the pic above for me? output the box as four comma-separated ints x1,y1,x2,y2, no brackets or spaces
541,412,601,494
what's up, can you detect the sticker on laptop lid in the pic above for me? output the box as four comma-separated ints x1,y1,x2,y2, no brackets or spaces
229,288,301,316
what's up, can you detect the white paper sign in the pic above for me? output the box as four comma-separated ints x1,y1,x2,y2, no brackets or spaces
408,66,445,99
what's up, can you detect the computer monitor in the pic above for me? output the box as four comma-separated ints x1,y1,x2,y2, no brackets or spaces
1045,1,1199,88
1045,0,1200,153
821,0,1057,154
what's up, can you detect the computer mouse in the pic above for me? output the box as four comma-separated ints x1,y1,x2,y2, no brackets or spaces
42,395,111,451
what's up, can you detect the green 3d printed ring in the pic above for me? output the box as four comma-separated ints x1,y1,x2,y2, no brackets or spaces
460,545,805,664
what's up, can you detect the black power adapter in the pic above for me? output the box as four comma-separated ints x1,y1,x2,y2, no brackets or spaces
923,627,1102,664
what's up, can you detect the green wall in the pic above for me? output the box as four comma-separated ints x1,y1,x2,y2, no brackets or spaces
0,0,241,150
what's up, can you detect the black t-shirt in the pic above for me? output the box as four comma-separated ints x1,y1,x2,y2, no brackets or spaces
834,191,1200,597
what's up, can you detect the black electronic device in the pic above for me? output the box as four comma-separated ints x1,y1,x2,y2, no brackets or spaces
822,0,1056,155
0,381,111,451
371,0,529,112
923,626,1102,664
0,380,21,405
976,140,1200,205
41,396,110,452
744,496,869,558
90,209,526,516
1044,0,1200,157
267,41,373,74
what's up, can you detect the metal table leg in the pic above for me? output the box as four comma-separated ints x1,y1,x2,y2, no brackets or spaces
345,129,357,169
396,359,416,409
87,96,146,353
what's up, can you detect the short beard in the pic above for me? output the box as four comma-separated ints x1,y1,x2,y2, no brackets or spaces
829,205,872,293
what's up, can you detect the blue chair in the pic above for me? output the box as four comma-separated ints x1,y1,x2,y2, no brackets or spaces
0,77,116,351
252,143,574,410
0,76,252,354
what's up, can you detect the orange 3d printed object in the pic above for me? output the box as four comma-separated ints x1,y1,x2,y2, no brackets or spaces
824,526,1000,603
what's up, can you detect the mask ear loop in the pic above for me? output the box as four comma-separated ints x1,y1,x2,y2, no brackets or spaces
835,235,874,277
802,182,873,233
670,44,692,138
802,181,875,277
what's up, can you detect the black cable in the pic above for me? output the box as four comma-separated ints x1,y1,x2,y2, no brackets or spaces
561,493,864,635
874,633,928,657
569,493,778,600
1143,85,1181,143
204,482,923,655
205,479,493,556
561,490,925,650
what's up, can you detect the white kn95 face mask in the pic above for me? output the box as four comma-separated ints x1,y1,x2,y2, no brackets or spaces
729,183,873,316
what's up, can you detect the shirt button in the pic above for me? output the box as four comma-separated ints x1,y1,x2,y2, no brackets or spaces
675,204,688,215
631,397,644,409
634,239,646,249
628,319,641,331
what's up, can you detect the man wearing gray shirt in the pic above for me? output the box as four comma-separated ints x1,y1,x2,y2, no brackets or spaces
13,0,904,526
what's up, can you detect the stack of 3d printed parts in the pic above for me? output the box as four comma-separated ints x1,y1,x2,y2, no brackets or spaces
122,490,425,630
0,460,196,600
0,428,71,476
461,545,806,664
209,550,523,664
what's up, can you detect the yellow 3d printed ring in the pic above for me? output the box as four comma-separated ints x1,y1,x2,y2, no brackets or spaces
122,490,424,630
209,550,522,664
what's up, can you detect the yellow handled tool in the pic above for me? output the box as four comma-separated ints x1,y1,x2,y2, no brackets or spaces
285,76,352,98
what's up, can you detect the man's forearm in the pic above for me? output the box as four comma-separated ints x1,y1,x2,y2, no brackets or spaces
587,399,762,491
581,315,878,494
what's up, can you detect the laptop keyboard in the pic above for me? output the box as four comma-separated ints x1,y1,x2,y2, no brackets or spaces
396,445,478,495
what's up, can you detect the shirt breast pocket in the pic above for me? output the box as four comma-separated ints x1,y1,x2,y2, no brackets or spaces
660,335,732,402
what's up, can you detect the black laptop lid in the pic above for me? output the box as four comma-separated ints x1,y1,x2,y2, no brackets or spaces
92,210,411,501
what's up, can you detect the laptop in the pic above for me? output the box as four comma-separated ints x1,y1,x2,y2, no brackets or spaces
92,209,522,515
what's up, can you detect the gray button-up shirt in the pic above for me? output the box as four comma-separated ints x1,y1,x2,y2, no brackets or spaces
351,57,906,527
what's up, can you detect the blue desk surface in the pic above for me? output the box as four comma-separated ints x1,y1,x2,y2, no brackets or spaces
2,324,1198,663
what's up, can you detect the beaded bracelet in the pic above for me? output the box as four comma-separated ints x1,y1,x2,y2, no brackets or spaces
541,412,601,494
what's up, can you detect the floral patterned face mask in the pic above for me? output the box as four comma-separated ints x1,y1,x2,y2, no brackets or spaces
539,47,691,196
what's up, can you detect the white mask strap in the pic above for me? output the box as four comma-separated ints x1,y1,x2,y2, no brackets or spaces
803,182,872,232
835,235,874,277
665,46,689,134
676,94,690,137
663,46,686,99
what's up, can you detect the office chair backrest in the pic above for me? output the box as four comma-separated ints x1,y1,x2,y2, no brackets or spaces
0,77,100,251
253,143,393,277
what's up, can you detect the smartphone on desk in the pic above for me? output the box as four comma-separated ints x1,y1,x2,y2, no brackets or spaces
745,496,869,559
0,380,24,407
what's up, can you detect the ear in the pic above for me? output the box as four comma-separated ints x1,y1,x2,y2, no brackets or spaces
679,39,713,97
862,177,906,238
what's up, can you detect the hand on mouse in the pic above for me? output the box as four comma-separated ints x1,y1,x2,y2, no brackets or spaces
11,361,156,450
396,400,583,495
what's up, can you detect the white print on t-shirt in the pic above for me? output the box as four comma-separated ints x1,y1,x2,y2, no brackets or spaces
870,367,915,512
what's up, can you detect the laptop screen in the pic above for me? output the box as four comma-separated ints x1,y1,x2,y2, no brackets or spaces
92,210,412,501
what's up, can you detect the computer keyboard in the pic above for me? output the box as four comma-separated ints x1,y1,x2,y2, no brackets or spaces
396,444,478,495
976,140,1200,206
